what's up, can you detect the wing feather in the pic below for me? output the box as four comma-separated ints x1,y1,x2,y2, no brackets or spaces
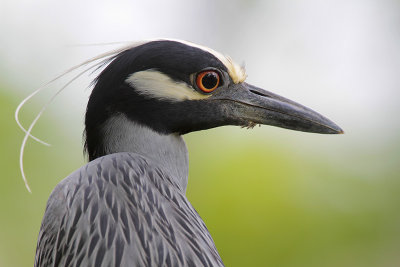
34,152,224,267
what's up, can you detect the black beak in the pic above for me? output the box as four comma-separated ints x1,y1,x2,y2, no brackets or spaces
212,82,343,134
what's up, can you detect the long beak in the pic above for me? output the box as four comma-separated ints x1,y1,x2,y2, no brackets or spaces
212,82,343,134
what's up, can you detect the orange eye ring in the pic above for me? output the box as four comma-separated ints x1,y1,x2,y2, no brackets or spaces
196,70,220,93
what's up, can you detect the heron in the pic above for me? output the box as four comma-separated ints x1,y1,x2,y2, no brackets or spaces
33,39,342,267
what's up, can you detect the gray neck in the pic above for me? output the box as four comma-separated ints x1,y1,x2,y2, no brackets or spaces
101,114,189,192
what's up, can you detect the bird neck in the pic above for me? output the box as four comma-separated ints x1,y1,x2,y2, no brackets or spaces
99,114,189,192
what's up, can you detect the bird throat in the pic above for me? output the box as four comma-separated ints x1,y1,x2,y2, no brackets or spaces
100,114,189,192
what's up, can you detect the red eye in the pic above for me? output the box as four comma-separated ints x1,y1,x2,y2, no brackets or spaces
196,70,220,93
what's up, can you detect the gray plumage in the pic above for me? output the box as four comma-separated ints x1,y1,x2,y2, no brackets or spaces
33,39,342,267
35,152,223,267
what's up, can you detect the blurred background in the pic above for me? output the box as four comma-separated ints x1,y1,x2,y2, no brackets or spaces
1,0,400,266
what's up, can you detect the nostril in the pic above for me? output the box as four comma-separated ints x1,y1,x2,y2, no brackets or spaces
249,89,271,98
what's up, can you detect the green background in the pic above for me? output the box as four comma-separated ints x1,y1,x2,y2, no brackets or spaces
1,0,400,266
1,87,399,266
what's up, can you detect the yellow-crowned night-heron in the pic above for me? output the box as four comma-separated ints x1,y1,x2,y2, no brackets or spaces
34,39,342,267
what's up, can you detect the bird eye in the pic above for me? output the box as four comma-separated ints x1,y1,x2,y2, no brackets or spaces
196,70,220,93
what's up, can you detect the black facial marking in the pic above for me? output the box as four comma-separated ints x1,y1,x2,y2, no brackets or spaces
85,40,231,160
94,40,227,88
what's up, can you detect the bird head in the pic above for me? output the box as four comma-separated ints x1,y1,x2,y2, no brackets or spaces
85,39,342,160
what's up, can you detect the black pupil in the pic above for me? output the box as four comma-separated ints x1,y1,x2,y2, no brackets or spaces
202,72,218,89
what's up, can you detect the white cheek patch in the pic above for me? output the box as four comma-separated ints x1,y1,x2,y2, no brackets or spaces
126,69,210,101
